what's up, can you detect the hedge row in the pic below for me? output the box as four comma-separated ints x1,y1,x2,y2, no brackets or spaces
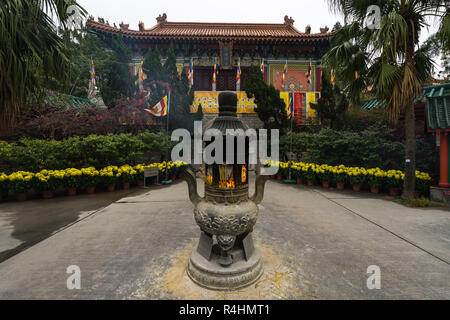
280,127,438,175
0,131,174,173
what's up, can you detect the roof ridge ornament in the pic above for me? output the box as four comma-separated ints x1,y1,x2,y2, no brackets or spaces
320,26,329,33
119,22,129,31
305,25,311,34
156,13,167,24
284,15,294,26
138,21,145,31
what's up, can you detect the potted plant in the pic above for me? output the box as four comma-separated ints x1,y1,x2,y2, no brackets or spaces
333,167,347,190
304,166,316,186
81,167,99,194
348,169,365,192
118,165,136,190
100,166,118,192
63,168,82,196
367,170,382,194
318,165,332,188
415,172,431,198
292,166,303,185
0,173,10,201
386,171,403,196
35,170,63,199
9,171,35,201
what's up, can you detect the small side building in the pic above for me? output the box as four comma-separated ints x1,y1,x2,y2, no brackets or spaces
425,83,450,204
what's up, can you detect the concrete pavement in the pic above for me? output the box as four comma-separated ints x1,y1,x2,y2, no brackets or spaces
0,178,448,299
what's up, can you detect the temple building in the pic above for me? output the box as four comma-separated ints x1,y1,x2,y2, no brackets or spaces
87,14,332,127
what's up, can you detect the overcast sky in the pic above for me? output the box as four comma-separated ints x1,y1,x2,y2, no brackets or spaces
77,0,442,72
77,0,340,34
77,0,439,40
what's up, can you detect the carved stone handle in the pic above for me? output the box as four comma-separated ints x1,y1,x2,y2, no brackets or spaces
250,175,268,205
184,168,203,205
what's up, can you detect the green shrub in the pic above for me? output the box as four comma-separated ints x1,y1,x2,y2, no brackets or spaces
0,131,173,173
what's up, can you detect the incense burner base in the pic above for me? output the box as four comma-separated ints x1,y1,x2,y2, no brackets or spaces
187,239,263,291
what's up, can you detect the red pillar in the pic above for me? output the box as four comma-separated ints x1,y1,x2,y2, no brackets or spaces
439,132,449,188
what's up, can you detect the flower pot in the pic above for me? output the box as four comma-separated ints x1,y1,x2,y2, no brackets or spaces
42,190,54,199
277,174,283,180
307,179,314,186
86,186,96,194
171,174,177,181
322,181,330,188
123,182,130,190
137,180,144,187
414,191,421,198
107,184,116,192
337,182,345,190
389,187,398,196
352,184,361,192
370,186,379,194
178,172,183,179
67,188,77,196
296,178,303,185
15,192,27,202
270,175,275,179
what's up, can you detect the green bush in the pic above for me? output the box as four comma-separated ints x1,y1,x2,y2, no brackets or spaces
0,131,173,173
281,126,436,176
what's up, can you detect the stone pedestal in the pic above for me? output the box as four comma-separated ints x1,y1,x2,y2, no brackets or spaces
187,232,263,290
430,186,450,206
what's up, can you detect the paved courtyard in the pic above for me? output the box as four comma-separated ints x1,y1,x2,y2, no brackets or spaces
0,177,448,299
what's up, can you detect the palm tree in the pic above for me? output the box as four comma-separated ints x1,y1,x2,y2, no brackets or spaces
324,0,449,199
0,0,85,129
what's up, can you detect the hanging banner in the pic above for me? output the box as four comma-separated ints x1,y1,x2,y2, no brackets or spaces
191,91,257,114
294,92,303,125
191,91,315,119
306,92,317,119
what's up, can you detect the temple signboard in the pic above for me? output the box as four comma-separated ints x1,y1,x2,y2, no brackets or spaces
219,42,233,69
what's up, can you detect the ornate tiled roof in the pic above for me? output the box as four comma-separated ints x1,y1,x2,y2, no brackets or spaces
87,14,331,41
425,83,450,131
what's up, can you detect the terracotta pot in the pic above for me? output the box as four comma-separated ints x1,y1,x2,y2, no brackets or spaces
86,186,96,194
67,188,77,196
307,179,314,186
178,172,183,179
370,186,379,194
15,192,27,202
171,174,176,181
270,175,275,179
296,178,303,185
137,180,144,187
322,181,330,188
337,182,345,190
277,174,283,180
414,191,421,198
107,184,116,192
42,190,54,199
352,184,361,192
389,187,398,196
123,182,130,190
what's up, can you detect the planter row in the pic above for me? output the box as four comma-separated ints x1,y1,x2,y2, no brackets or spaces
273,174,422,198
1,174,182,202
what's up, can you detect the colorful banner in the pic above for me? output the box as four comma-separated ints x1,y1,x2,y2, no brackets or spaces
306,92,316,119
294,92,303,125
191,92,257,114
191,91,315,120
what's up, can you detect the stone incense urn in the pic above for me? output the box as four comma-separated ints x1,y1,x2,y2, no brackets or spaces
184,92,268,290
